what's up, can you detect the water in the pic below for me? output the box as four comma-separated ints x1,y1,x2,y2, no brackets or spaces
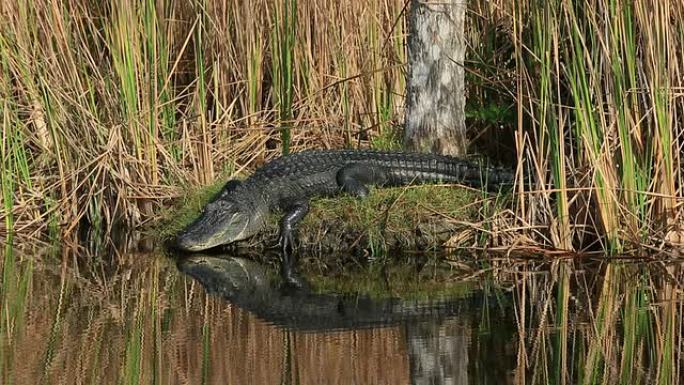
1,239,682,384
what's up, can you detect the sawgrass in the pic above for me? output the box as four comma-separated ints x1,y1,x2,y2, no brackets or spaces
513,0,684,253
271,0,297,154
0,0,682,257
0,0,410,237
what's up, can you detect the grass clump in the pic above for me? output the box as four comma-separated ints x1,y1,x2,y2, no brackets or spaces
156,181,488,253
296,184,485,253
153,179,229,242
369,124,404,151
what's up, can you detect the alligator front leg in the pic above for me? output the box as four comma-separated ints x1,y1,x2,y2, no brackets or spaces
279,201,310,289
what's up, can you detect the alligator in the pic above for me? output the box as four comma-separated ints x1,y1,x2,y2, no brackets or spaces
174,149,516,286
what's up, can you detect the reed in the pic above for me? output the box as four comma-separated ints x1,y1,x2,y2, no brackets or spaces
271,0,297,154
0,0,681,255
512,0,683,253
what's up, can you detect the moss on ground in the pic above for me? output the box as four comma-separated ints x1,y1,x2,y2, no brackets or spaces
154,178,229,242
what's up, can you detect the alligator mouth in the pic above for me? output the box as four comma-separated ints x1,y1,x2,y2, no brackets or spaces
175,237,211,252
174,220,229,252
175,226,233,252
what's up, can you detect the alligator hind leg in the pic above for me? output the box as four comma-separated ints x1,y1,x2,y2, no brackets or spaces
337,164,389,198
279,201,310,289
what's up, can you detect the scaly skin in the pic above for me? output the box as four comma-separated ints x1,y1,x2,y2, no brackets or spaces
175,149,515,286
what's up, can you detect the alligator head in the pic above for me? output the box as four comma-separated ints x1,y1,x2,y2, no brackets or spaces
175,180,263,252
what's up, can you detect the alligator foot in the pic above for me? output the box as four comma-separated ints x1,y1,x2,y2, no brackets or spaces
279,236,309,290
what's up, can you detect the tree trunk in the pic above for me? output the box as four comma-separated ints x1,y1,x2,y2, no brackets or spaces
404,0,467,156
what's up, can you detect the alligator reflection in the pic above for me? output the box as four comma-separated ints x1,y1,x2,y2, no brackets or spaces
178,255,516,384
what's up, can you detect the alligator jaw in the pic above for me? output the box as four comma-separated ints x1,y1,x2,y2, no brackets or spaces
175,227,229,252
175,236,213,252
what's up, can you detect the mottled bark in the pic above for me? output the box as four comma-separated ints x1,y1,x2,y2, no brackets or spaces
404,0,467,156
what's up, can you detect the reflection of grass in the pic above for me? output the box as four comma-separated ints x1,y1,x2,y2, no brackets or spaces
1,240,33,385
306,257,476,300
521,262,678,385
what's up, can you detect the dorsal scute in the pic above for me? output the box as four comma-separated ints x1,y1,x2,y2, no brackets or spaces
250,149,462,177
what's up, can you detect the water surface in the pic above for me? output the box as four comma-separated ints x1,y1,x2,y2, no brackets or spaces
1,239,682,384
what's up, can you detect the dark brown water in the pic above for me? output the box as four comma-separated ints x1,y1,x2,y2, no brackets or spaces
1,238,683,384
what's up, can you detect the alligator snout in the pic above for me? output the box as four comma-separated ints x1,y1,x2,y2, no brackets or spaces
174,232,205,252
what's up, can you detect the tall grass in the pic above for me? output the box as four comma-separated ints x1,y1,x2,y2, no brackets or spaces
0,0,408,236
512,0,683,252
0,0,682,254
271,0,297,154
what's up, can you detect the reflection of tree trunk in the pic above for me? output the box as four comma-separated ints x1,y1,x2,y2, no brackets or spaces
404,0,467,156
406,319,469,385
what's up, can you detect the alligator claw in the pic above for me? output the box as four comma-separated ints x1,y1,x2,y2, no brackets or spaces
279,235,308,290
279,231,295,255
